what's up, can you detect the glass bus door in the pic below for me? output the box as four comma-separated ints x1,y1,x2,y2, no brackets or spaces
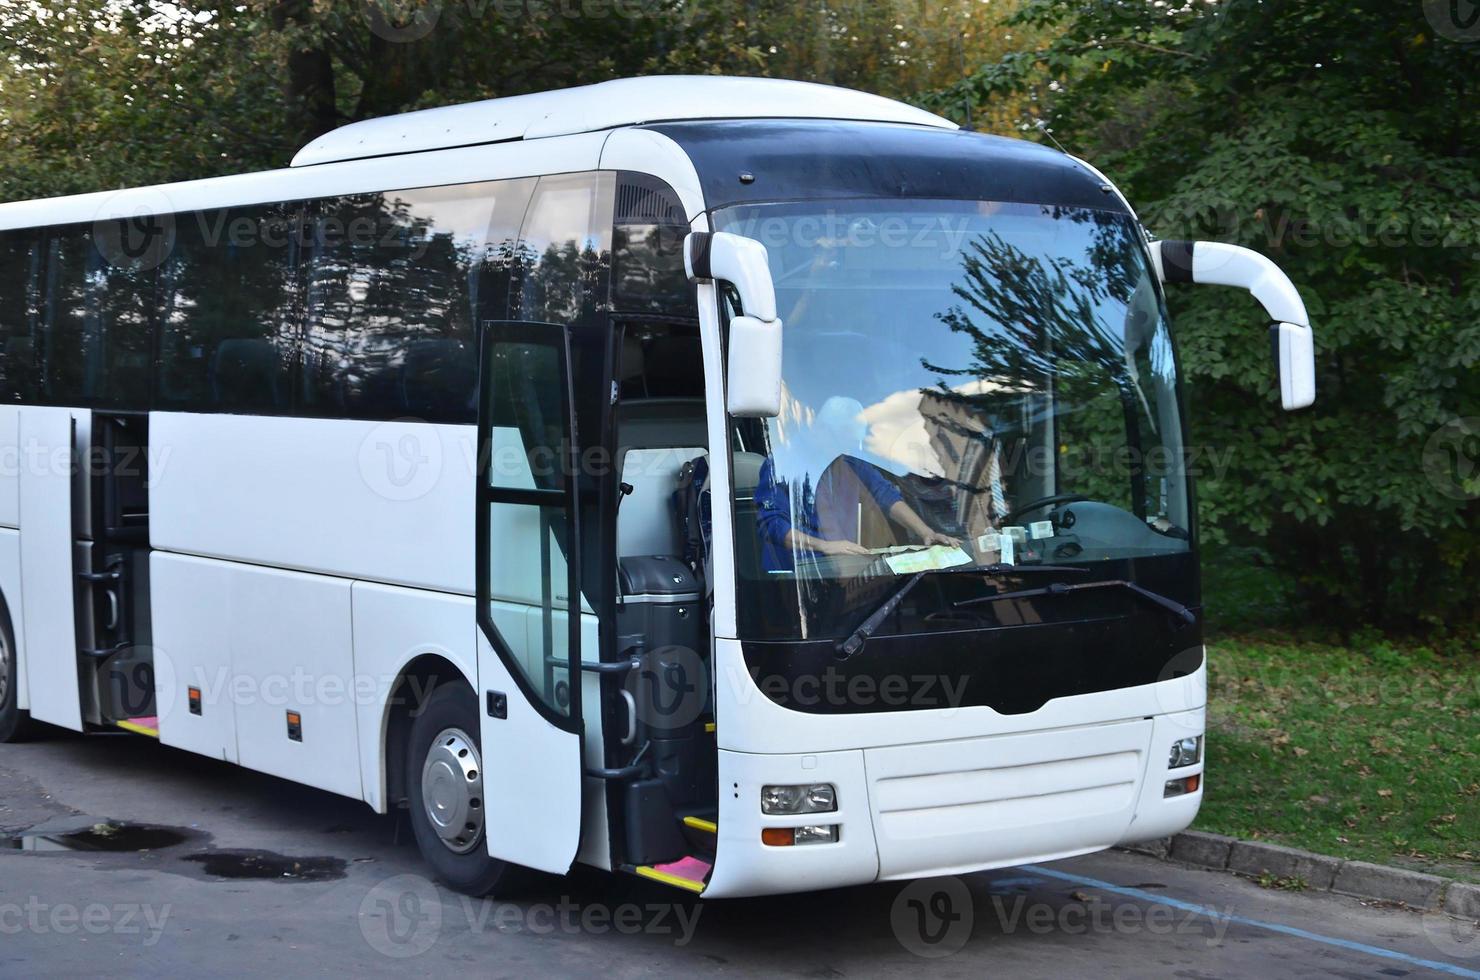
475,321,585,874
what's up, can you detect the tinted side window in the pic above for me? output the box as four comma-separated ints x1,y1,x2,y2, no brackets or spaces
612,173,695,317
156,206,300,413
515,173,614,327
303,179,533,423
37,229,96,404
0,230,41,403
10,222,157,408
91,218,158,406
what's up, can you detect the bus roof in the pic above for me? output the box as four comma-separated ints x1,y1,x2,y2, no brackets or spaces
289,76,956,168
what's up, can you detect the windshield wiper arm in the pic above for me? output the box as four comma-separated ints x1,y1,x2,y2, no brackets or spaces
954,578,1196,626
835,563,1089,661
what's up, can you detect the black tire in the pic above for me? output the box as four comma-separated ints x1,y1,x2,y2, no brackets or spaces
0,593,33,744
406,680,530,897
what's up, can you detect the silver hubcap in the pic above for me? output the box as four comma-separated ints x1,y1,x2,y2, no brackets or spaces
420,727,484,854
0,629,10,708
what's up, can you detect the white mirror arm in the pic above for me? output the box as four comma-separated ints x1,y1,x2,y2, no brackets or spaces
685,231,779,323
1153,239,1315,411
1151,239,1309,328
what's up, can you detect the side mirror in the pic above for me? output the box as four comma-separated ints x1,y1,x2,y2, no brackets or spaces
1153,240,1316,411
685,231,783,418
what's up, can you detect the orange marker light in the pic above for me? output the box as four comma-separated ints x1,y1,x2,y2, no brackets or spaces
1186,773,1201,793
761,827,795,847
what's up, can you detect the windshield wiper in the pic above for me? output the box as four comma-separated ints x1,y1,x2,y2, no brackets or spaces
835,563,1089,660
954,578,1196,626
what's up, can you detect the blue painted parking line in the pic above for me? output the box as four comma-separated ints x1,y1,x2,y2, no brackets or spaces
1024,864,1480,979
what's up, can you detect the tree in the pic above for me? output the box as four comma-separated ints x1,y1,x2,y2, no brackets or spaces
932,0,1480,632
1,0,1034,205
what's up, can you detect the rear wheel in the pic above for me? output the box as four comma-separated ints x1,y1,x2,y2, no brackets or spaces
406,680,528,897
0,594,33,743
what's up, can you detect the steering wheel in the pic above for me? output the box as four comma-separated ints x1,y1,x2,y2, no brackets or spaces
1001,493,1090,525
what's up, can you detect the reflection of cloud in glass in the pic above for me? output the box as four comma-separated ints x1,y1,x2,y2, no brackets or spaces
389,189,500,245
772,381,817,452
861,379,1005,477
522,185,600,252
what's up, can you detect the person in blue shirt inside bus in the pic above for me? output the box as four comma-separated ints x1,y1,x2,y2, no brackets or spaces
754,396,959,572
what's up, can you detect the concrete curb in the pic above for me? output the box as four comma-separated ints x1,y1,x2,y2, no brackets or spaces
1119,831,1478,919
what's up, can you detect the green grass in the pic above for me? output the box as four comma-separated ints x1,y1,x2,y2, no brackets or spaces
1197,634,1480,882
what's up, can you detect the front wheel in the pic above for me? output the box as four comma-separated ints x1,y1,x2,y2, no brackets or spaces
406,680,529,897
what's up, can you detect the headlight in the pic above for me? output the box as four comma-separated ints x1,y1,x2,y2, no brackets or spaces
761,783,838,815
1168,735,1202,769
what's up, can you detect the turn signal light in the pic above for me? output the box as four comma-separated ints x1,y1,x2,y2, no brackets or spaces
761,827,795,847
1164,773,1202,797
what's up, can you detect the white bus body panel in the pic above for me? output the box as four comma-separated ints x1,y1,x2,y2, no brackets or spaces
350,581,479,813
0,406,20,528
0,530,22,712
151,413,477,595
703,637,1207,897
150,552,362,797
864,719,1152,879
18,407,82,730
0,406,24,711
0,133,608,234
151,552,240,762
292,76,955,168
228,564,360,798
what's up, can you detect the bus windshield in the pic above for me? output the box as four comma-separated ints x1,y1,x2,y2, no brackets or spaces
715,199,1192,642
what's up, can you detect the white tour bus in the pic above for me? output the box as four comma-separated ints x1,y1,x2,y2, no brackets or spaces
0,77,1315,898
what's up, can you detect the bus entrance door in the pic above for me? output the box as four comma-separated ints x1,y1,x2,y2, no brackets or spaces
17,407,84,730
79,412,155,735
474,322,586,875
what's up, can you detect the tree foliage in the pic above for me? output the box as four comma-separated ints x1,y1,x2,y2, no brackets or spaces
2,0,1476,632
0,0,1031,200
931,0,1480,631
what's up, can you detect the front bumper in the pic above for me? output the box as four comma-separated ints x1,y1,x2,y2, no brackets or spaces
702,707,1205,898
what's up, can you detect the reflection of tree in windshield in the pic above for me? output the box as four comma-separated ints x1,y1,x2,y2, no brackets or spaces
922,211,1156,518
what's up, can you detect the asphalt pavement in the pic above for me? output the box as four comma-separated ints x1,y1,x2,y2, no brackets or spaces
1,729,1476,978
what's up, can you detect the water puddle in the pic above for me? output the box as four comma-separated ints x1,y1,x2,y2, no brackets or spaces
5,821,192,853
182,850,346,882
4,818,345,884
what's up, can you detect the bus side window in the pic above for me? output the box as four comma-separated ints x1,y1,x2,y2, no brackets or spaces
0,229,40,403
155,206,299,414
301,179,533,424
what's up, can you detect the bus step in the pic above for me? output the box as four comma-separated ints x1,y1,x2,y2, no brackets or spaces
115,716,160,738
630,856,710,894
677,808,717,855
